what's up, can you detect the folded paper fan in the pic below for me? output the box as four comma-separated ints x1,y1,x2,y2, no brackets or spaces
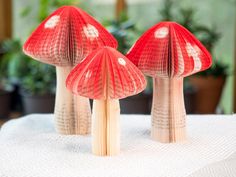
126,21,212,143
66,46,146,156
66,46,146,100
23,6,118,67
127,21,212,78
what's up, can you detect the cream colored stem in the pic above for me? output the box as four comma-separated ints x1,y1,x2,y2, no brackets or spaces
151,77,186,143
54,66,91,135
92,99,120,156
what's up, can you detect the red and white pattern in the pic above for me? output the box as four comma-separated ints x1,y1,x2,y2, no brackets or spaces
126,22,212,78
66,47,146,100
23,6,117,67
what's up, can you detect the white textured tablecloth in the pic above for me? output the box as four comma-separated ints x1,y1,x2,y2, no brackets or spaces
0,114,236,177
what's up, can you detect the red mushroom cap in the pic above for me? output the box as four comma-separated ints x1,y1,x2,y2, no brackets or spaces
126,21,212,78
66,46,146,100
23,6,118,67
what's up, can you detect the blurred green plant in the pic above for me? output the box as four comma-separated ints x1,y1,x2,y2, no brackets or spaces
0,40,29,91
103,13,142,53
160,0,221,53
50,0,81,7
159,0,228,77
0,59,11,91
0,39,56,95
1,39,31,82
103,12,154,93
20,0,90,23
21,60,56,95
2,0,89,95
197,59,230,77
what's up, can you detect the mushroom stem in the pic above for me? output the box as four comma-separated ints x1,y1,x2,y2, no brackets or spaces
151,77,186,143
92,99,120,156
55,66,91,135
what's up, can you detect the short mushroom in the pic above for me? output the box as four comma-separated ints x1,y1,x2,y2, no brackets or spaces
23,6,117,135
66,46,146,156
126,21,212,143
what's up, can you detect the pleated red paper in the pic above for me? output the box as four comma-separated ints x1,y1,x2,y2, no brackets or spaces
126,21,212,78
66,47,146,100
23,6,118,67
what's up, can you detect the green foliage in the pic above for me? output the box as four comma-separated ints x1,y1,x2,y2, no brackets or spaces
196,59,229,77
1,39,31,82
38,0,88,21
20,0,84,23
21,61,56,95
0,39,56,95
50,0,81,7
38,0,50,22
0,52,11,91
145,76,153,94
5,0,88,95
103,13,142,53
193,25,221,53
159,0,228,77
159,0,173,21
159,0,221,53
0,40,31,91
20,6,31,17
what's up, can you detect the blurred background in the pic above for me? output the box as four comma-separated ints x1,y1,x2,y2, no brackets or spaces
0,0,235,124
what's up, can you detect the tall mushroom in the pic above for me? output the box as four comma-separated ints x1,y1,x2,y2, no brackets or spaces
66,46,146,156
126,22,212,143
23,6,117,135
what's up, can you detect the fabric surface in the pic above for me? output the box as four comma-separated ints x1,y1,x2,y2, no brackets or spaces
188,157,236,177
0,114,236,177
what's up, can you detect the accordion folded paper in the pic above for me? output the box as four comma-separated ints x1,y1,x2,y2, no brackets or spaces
66,46,146,156
23,6,117,135
127,21,212,143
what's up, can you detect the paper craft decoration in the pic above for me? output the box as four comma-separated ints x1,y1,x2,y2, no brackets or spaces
23,6,118,135
66,46,146,156
126,21,212,143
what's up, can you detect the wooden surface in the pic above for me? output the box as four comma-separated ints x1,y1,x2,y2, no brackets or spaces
92,99,120,156
115,0,127,20
151,77,186,143
0,0,12,41
54,66,91,135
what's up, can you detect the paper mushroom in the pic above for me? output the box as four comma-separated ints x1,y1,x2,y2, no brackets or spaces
23,6,117,135
66,46,146,156
126,21,212,143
